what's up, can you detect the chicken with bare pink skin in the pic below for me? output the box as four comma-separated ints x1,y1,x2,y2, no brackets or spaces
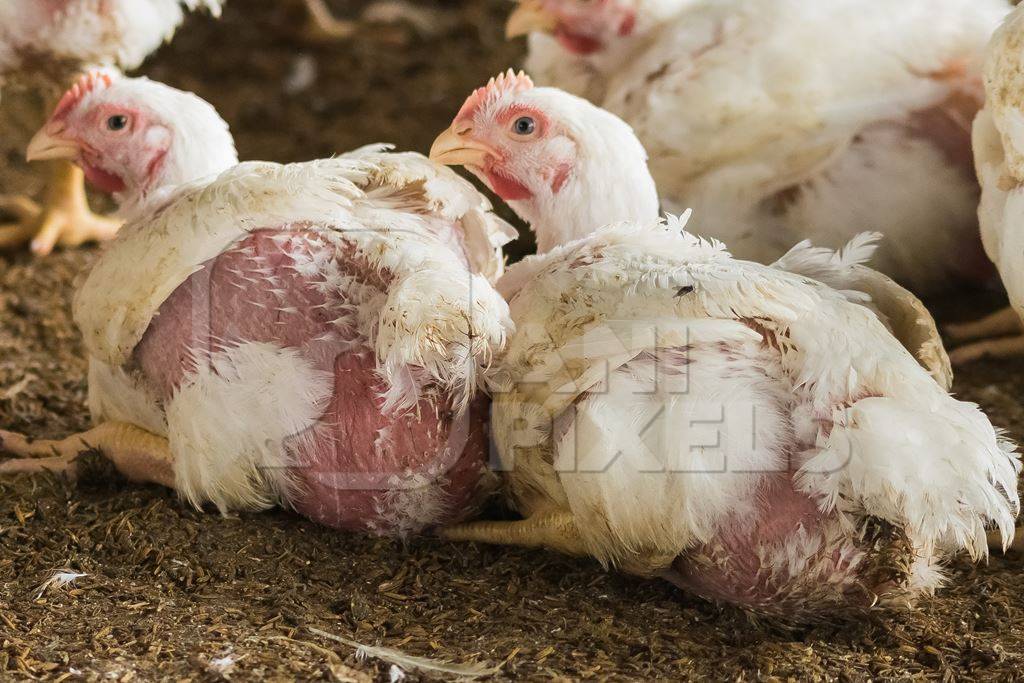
506,0,1011,294
428,73,1020,617
0,74,515,536
0,0,224,256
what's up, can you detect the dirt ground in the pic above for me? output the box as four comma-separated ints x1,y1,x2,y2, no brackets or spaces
3,1,1024,680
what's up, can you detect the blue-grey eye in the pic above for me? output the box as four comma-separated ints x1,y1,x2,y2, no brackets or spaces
513,116,536,135
107,115,128,131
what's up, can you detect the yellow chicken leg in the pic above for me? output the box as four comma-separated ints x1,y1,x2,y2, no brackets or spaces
0,161,121,256
946,306,1022,343
439,510,590,557
0,422,174,489
945,307,1024,365
0,195,43,249
948,335,1024,365
302,0,358,40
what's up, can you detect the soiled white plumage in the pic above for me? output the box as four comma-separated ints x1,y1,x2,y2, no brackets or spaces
0,0,223,90
522,0,1010,292
0,76,514,532
492,218,1018,611
975,7,1024,333
432,78,1015,614
80,151,514,515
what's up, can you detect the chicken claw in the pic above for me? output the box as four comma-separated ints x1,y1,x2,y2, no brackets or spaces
0,162,121,256
0,195,43,249
0,422,174,488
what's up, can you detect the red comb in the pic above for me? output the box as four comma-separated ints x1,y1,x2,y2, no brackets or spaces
51,71,114,122
455,69,535,123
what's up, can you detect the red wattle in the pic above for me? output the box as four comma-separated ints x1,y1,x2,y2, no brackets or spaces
555,26,603,55
485,167,533,201
82,163,126,194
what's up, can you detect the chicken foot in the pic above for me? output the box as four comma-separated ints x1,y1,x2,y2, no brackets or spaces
0,162,121,256
0,422,174,488
0,195,43,248
946,306,1021,343
302,0,358,40
439,510,590,557
949,335,1024,365
302,0,450,42
945,307,1024,364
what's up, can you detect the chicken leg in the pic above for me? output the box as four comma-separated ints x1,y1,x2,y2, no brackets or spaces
945,307,1024,365
439,510,590,557
0,162,121,256
301,0,449,42
0,422,174,488
302,0,358,40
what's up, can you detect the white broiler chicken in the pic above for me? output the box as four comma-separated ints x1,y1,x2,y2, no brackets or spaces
0,74,515,536
0,0,222,255
506,0,1011,293
947,6,1024,363
428,73,1020,616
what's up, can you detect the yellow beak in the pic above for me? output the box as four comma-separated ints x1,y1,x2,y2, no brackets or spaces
26,125,80,163
506,0,558,39
429,126,495,168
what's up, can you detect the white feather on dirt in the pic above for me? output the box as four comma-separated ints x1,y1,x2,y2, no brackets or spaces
35,570,87,599
308,627,499,679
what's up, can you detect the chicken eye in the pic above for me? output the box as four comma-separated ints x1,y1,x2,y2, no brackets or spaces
513,116,536,136
106,115,129,132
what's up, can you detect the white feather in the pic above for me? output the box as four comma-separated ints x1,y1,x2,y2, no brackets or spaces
492,219,1019,594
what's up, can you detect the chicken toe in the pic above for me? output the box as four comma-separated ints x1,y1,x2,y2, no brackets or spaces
0,422,174,488
0,162,121,257
0,195,43,249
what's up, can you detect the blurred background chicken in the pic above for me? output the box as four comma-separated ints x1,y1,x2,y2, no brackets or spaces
429,75,1019,616
0,0,223,256
1,75,514,535
506,0,1012,294
947,5,1024,364
301,0,457,42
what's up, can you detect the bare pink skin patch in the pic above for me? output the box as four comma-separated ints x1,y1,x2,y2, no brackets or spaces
617,11,637,37
567,343,902,613
550,163,573,193
134,229,489,534
664,474,868,612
